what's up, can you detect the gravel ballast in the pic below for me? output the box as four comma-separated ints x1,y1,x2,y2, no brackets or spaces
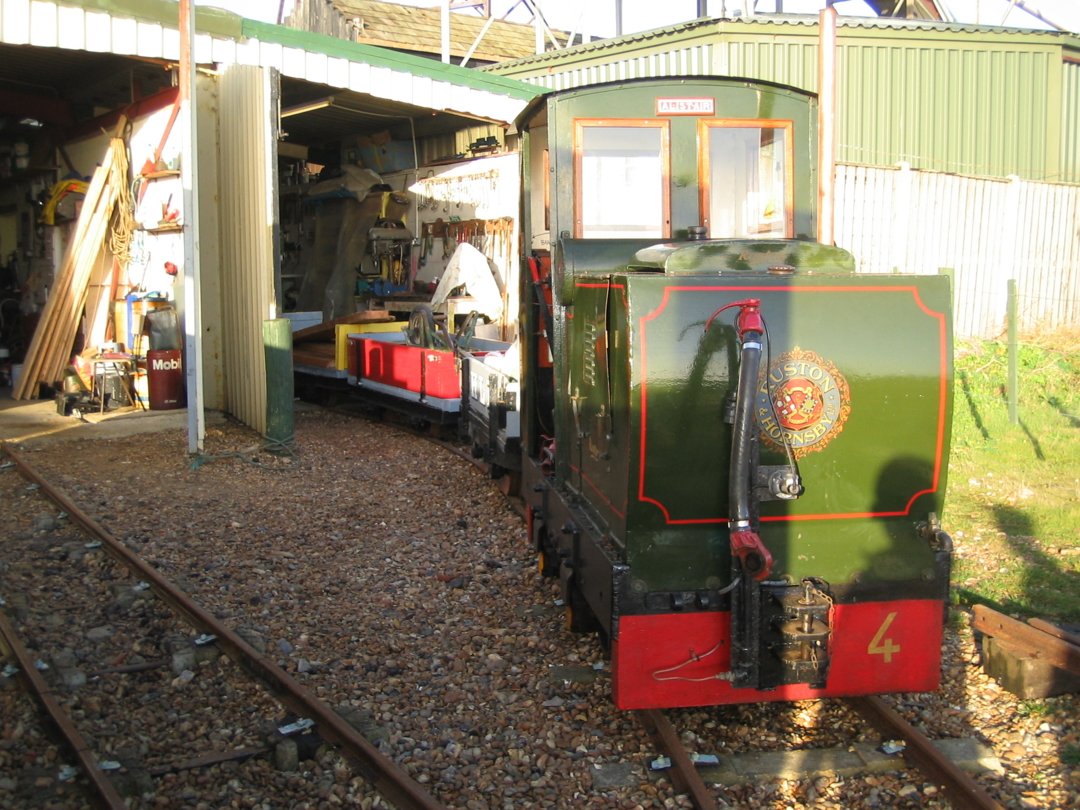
1,406,1077,809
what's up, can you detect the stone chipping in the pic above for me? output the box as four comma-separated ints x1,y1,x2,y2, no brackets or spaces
0,407,1076,809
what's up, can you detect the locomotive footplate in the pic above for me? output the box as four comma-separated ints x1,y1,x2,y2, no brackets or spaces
731,578,833,691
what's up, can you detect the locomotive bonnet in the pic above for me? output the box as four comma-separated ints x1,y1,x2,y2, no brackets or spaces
517,77,954,710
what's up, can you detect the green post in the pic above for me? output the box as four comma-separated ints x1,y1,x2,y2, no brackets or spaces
937,267,954,305
264,318,295,453
1007,279,1018,426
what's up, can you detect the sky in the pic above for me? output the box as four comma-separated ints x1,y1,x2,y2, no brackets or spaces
197,0,1080,36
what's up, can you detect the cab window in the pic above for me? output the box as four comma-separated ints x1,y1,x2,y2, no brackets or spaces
700,120,794,238
574,120,670,239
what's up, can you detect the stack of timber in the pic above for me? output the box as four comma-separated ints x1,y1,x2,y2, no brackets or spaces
13,132,130,400
291,310,395,370
973,604,1080,698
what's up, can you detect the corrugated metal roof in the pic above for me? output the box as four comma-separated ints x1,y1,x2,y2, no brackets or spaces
486,13,1079,72
0,0,541,127
0,40,171,114
239,19,540,103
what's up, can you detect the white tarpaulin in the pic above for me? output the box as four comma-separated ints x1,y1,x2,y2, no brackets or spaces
430,242,504,322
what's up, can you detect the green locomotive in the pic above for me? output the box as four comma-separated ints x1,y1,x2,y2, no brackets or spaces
517,77,953,709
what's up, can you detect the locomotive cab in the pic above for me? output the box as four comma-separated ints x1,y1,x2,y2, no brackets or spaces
518,78,953,710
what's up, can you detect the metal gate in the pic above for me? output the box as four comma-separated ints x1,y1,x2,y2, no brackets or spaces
218,64,278,435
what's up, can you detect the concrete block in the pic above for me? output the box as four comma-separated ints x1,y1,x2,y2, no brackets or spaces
933,738,1004,775
982,636,1080,699
732,747,866,780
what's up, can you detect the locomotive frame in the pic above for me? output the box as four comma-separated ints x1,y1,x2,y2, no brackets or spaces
514,77,954,710
298,75,955,711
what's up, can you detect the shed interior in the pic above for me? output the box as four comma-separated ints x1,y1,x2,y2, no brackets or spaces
0,38,515,396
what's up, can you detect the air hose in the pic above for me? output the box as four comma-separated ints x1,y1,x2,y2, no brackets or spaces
705,298,774,581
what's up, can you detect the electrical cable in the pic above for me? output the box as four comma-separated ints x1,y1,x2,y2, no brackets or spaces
108,138,136,270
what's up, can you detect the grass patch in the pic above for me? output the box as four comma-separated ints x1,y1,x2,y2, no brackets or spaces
945,329,1080,624
1015,699,1053,718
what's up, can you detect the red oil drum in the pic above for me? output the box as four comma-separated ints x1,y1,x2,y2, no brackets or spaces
146,349,185,410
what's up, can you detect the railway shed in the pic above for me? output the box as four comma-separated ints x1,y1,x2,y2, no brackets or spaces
0,0,541,447
486,12,1080,339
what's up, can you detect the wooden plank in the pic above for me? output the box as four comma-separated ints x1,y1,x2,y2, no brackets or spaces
43,181,117,383
1028,617,1080,648
146,747,268,778
15,121,129,399
292,344,336,369
972,605,1080,676
13,144,113,396
14,151,117,398
982,635,1080,699
292,310,395,344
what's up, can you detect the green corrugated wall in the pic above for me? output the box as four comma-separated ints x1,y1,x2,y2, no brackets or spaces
1065,61,1080,184
838,45,1056,178
495,20,1079,184
714,26,1065,180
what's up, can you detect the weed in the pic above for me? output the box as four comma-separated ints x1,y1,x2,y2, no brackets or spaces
1016,699,1052,718
945,334,1080,623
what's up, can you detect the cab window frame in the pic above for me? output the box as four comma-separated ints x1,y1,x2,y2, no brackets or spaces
573,118,672,239
697,118,795,239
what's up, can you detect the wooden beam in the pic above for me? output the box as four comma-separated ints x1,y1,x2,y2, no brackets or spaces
291,310,396,344
1028,617,1080,648
67,87,178,142
0,88,73,127
972,605,1080,677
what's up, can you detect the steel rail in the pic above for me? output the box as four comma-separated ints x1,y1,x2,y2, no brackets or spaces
1,442,446,810
847,696,1004,810
634,709,717,809
0,610,127,810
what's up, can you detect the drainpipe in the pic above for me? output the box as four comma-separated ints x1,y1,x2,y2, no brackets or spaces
817,5,837,246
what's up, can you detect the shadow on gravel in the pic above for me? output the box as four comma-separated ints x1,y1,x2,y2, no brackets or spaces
990,503,1080,775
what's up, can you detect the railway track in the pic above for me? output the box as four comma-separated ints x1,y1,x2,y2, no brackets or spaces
0,442,443,810
333,405,1010,809
637,699,1005,810
2,416,1060,808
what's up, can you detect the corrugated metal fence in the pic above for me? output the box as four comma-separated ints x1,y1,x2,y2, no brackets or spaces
219,64,277,435
836,163,1080,339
